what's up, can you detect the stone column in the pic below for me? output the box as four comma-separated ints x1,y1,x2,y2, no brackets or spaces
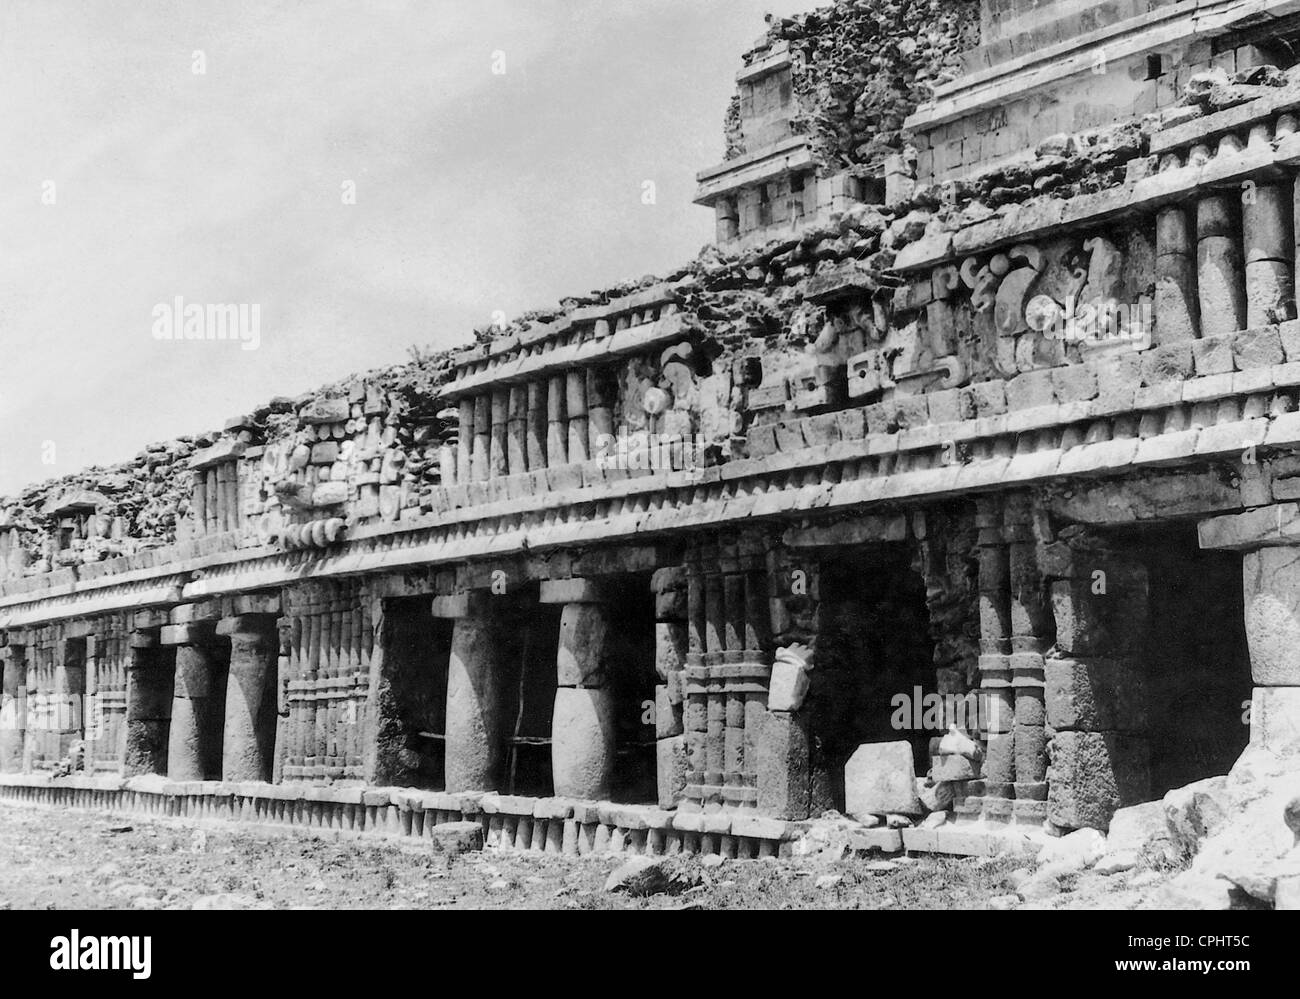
161,614,225,783
456,398,474,486
1242,547,1300,750
683,557,707,792
973,498,1011,818
586,367,615,461
652,567,688,808
1154,206,1199,343
526,381,548,471
565,371,589,464
0,642,26,773
1243,181,1295,327
546,374,567,467
755,539,818,820
1042,532,1151,831
1004,494,1051,826
435,591,508,793
542,578,616,800
217,614,278,782
489,388,510,478
507,385,528,475
1197,194,1247,336
123,613,174,777
471,394,491,482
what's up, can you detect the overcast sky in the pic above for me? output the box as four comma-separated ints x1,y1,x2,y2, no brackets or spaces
0,0,824,497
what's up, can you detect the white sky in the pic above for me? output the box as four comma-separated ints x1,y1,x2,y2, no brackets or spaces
0,0,825,497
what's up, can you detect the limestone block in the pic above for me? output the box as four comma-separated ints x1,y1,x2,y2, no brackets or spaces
984,731,1015,784
845,742,923,820
1015,723,1048,783
767,660,810,711
1243,548,1300,684
655,735,687,810
932,752,982,782
1192,333,1234,375
1045,656,1147,731
654,684,681,739
1249,686,1300,752
1050,573,1147,656
1047,731,1151,831
755,709,813,820
1233,326,1285,370
428,821,483,854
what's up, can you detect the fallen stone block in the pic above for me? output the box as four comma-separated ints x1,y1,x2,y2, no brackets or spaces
845,742,923,820
429,820,484,854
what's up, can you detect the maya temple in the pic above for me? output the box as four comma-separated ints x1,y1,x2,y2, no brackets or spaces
6,0,1300,863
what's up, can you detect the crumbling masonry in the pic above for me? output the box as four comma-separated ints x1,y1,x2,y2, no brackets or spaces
5,0,1300,858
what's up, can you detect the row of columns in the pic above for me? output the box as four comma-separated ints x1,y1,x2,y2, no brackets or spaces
0,604,279,785
433,580,620,800
189,459,241,536
452,367,619,485
1155,169,1298,343
157,606,278,783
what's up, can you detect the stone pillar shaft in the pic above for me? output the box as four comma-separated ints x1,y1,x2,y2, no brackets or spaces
444,601,506,792
471,394,491,482
544,579,615,800
489,389,509,478
123,631,173,777
0,644,27,774
525,381,547,470
1197,194,1247,336
1243,547,1300,751
165,632,222,782
546,374,567,467
1243,181,1295,327
565,371,589,464
1154,205,1199,343
457,398,474,484
219,615,278,783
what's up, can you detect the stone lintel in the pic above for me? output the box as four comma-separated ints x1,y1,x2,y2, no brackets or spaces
159,622,217,647
169,600,223,626
1199,502,1300,551
228,592,282,616
215,613,278,637
539,577,609,604
430,590,496,619
132,608,171,631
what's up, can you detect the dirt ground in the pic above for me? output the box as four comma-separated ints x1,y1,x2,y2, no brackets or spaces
0,802,1176,910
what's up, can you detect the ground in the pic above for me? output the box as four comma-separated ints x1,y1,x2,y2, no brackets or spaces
0,803,1179,910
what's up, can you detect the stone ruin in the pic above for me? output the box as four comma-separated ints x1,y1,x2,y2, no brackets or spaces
4,0,1300,901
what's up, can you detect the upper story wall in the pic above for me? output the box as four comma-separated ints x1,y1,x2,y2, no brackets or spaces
907,0,1300,185
696,0,981,249
12,2,1300,618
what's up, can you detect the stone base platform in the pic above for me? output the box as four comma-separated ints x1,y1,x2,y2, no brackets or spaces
0,774,1040,859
